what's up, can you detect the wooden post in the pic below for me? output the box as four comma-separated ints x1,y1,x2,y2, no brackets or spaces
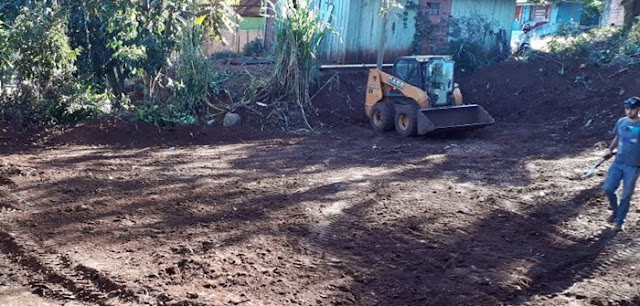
376,0,389,69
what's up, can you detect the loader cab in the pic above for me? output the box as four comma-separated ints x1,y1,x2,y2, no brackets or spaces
392,57,422,88
393,56,456,107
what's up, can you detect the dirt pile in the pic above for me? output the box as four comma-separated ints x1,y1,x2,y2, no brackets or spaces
311,57,640,136
312,69,370,128
458,58,640,127
4,57,637,149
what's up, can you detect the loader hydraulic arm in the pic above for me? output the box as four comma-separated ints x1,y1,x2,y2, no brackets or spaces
364,69,429,118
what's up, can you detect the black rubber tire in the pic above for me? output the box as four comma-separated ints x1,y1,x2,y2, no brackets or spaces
394,105,418,137
370,102,395,132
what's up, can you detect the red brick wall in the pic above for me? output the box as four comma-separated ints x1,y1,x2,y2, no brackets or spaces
416,0,451,54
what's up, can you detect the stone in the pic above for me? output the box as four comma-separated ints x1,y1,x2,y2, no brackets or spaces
223,113,242,127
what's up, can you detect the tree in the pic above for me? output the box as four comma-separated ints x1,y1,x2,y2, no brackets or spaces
0,0,239,126
63,0,238,99
0,20,11,88
8,2,78,87
622,0,640,28
377,0,390,69
582,0,605,26
1,0,238,99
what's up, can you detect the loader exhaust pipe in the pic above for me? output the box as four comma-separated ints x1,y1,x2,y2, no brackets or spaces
416,104,495,135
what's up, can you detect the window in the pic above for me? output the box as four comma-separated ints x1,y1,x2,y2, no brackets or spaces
531,5,549,21
393,60,421,88
426,2,440,15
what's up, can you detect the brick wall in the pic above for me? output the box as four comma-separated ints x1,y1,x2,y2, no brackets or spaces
416,0,452,54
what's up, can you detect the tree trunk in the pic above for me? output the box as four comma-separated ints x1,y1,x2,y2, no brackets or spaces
376,0,389,69
622,0,640,29
106,68,122,97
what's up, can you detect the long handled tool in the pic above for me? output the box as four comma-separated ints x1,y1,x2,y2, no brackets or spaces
581,152,616,179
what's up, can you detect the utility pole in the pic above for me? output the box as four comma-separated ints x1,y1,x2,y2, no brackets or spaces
376,0,389,69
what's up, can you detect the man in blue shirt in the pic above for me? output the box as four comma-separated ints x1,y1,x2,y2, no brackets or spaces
603,96,640,231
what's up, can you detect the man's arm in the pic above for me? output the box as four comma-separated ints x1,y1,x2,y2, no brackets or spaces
605,135,619,158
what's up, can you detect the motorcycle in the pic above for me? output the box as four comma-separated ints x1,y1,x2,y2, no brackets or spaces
514,41,531,58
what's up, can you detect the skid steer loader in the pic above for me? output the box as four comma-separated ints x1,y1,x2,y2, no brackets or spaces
365,56,494,137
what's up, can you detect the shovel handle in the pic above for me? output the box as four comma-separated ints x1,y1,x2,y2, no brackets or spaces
581,151,617,179
595,151,616,167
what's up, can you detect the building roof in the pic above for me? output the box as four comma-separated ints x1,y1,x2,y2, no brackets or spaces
234,0,263,17
516,0,582,4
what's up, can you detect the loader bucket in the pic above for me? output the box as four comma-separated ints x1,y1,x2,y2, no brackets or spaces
416,104,495,135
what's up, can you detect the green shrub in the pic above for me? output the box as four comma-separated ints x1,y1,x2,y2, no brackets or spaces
544,21,640,66
449,41,486,72
9,3,79,87
1,80,113,127
0,83,42,128
0,3,112,127
137,25,229,127
588,49,616,65
135,104,198,127
620,40,640,55
1,1,242,128
243,38,266,56
581,0,604,26
447,15,498,70
0,20,10,87
44,85,113,125
628,16,640,44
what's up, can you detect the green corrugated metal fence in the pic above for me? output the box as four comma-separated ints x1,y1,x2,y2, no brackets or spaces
317,0,417,64
450,0,516,49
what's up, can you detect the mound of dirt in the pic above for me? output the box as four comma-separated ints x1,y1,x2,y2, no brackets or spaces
312,69,370,128
2,57,638,149
310,56,639,142
1,117,284,151
458,57,639,127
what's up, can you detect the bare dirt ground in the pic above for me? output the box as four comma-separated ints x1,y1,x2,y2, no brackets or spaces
2,58,640,306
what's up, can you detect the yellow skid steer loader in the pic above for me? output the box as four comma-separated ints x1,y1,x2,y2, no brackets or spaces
365,56,494,137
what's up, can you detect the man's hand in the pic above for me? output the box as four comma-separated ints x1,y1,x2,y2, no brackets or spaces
605,136,619,159
603,149,615,159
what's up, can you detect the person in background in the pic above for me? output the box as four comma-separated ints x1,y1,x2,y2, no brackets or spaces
516,23,532,56
602,97,640,232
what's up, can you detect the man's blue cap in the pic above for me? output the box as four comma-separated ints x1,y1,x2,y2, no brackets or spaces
623,97,640,108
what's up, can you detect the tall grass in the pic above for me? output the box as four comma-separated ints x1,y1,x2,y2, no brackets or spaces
264,0,330,130
137,25,229,127
174,25,223,117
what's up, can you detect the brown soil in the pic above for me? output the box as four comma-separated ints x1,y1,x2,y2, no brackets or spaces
2,57,640,306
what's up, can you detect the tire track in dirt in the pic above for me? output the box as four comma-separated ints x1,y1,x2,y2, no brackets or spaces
0,228,216,306
514,233,640,305
0,185,20,214
0,230,139,305
0,201,19,214
567,237,640,305
0,172,215,306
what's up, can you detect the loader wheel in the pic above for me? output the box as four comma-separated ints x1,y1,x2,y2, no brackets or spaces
394,106,417,137
370,102,394,132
